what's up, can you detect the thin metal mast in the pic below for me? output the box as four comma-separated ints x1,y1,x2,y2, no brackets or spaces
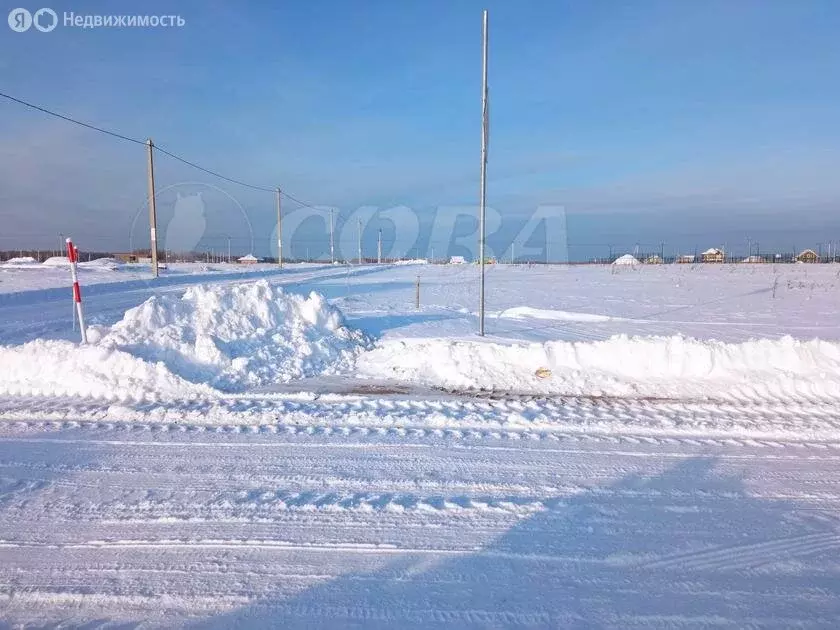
478,9,489,335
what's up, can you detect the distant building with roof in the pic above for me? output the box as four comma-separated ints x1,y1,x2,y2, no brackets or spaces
797,249,819,263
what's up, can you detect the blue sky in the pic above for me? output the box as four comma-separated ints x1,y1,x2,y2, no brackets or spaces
1,0,840,260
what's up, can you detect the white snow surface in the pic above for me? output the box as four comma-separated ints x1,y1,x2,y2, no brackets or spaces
0,263,840,401
2,263,840,627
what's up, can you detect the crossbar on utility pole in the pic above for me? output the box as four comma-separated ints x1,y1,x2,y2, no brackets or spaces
276,187,283,267
478,9,489,336
146,138,159,278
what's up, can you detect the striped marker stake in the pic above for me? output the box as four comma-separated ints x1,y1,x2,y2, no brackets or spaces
72,245,79,331
66,238,88,344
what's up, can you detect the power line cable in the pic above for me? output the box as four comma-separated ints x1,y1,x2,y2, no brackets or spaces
280,190,324,210
0,90,322,206
0,90,146,145
152,145,275,193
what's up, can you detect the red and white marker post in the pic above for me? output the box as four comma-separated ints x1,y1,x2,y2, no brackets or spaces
65,238,88,344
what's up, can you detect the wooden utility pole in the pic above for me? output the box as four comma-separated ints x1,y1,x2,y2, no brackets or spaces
146,139,159,278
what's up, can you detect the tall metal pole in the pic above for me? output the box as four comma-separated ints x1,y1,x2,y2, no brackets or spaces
276,187,283,267
358,218,362,264
478,9,489,336
146,139,159,278
377,228,382,264
329,209,335,263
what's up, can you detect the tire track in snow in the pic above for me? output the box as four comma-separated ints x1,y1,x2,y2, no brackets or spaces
642,532,840,572
3,391,840,441
3,417,840,456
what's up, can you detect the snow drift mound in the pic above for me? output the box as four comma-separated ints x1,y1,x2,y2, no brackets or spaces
612,254,640,266
357,335,840,402
0,339,214,401
94,280,369,391
79,257,121,271
41,256,70,267
2,256,37,265
496,306,615,323
0,280,368,400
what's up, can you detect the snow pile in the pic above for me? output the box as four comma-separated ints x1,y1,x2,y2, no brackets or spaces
612,254,640,266
496,306,615,323
41,256,70,267
0,280,368,399
94,280,369,391
2,256,37,265
357,335,840,401
0,339,213,401
79,257,121,271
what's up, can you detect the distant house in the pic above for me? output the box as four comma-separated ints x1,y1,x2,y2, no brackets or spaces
114,253,138,263
701,248,724,263
237,254,259,264
797,249,819,263
644,254,663,264
449,255,467,264
676,254,695,264
741,255,766,263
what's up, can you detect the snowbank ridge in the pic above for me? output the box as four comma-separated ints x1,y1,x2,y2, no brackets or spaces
358,335,840,402
0,339,213,401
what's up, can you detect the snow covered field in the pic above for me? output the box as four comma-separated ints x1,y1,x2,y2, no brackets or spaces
1,262,840,627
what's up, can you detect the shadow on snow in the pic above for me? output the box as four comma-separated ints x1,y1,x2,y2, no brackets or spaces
190,457,840,629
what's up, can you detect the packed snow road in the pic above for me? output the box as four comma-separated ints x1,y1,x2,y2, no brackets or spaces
1,407,840,628
1,262,840,626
